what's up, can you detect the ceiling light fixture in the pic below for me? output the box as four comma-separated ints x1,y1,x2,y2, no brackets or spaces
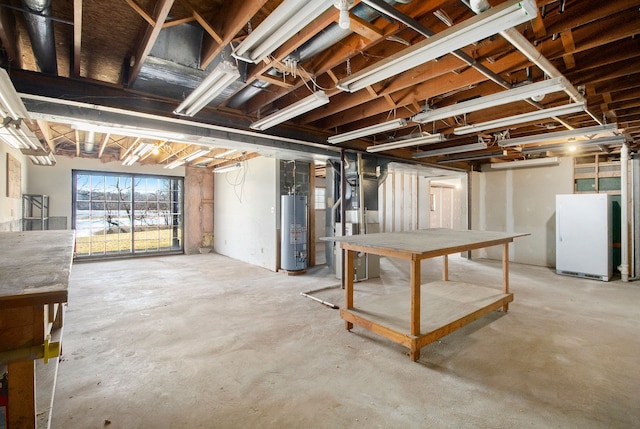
0,68,30,121
412,141,488,159
122,154,139,166
215,149,237,158
182,148,212,162
453,102,586,135
71,123,186,142
520,135,626,155
28,153,56,166
250,91,330,131
413,77,568,124
337,0,536,92
328,118,407,144
366,133,446,153
213,162,243,173
122,142,157,166
0,121,41,150
233,0,335,64
490,157,560,169
498,124,620,147
164,159,186,169
173,61,240,117
438,149,505,163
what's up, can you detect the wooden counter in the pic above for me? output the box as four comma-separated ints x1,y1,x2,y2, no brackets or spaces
325,229,528,361
0,230,74,428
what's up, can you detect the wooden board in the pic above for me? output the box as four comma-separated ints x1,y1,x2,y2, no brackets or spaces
344,281,511,336
322,229,528,260
0,231,75,309
6,153,21,198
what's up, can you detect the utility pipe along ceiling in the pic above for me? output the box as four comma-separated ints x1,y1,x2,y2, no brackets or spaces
0,0,638,170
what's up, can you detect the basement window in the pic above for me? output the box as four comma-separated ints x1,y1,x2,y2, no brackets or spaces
315,187,326,210
72,170,184,259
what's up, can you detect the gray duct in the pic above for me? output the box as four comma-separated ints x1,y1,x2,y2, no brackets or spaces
84,130,95,153
21,0,57,74
228,0,413,109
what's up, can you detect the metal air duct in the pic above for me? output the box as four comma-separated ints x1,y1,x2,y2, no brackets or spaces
21,0,57,74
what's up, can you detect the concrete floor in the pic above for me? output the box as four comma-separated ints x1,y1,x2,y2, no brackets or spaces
51,253,640,428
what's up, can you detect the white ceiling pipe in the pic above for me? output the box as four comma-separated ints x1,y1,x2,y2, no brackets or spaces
499,27,603,126
466,1,603,126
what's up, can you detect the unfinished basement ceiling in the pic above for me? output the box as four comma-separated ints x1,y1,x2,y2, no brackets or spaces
0,0,638,170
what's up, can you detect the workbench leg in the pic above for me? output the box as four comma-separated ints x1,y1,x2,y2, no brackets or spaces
410,258,421,360
344,249,354,330
442,254,449,281
7,360,36,429
502,243,509,312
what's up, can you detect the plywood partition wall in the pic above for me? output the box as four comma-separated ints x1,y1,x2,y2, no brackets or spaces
379,169,466,233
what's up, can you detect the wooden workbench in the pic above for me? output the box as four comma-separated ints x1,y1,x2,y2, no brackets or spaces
0,230,74,428
326,229,528,361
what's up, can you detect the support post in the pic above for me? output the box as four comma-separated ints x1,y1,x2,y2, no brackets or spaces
344,248,354,330
442,254,449,281
7,360,36,428
502,242,510,312
410,257,421,361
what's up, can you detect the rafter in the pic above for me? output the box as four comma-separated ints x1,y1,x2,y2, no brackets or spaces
199,0,270,69
127,0,175,86
36,120,55,153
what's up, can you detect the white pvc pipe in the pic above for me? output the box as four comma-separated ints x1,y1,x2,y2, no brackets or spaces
621,143,630,282
499,28,604,126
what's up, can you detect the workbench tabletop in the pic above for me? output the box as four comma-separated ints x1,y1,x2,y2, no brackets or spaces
322,229,528,258
0,230,75,306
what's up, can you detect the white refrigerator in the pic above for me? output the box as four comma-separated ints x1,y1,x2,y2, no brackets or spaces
556,194,613,281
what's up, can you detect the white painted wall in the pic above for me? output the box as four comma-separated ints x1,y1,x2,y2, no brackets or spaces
214,156,278,271
26,156,183,229
471,157,574,266
0,144,29,229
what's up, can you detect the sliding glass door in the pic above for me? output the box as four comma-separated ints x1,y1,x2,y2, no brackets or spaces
73,171,183,258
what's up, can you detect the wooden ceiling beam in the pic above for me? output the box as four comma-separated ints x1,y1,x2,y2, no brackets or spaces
224,6,342,108
313,47,530,130
163,16,196,28
124,0,155,26
569,58,640,86
98,133,111,158
302,54,466,124
36,120,55,153
560,30,576,70
200,0,270,69
127,0,175,86
348,14,385,41
179,0,222,46
537,1,640,38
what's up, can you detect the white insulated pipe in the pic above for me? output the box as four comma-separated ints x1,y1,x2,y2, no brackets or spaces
499,28,604,126
620,143,630,282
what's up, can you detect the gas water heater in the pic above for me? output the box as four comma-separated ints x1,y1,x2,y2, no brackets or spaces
280,194,307,271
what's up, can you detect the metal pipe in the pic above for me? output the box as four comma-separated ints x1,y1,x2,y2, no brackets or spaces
361,0,513,90
340,149,347,287
620,143,630,282
357,152,366,233
21,0,58,74
499,28,603,126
